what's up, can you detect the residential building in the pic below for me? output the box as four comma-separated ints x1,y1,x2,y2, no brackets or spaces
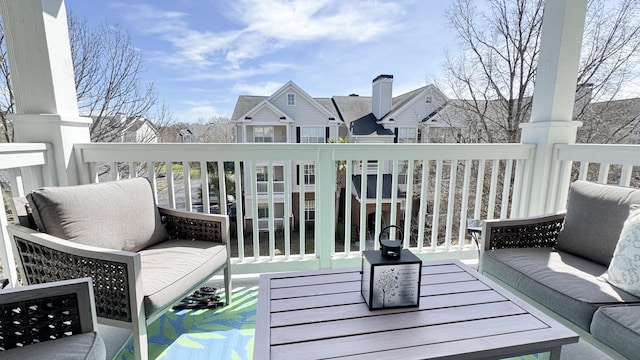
231,75,461,234
91,114,160,143
231,81,342,230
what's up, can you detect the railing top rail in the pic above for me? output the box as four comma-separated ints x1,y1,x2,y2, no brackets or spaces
74,143,536,162
555,143,640,166
0,143,49,169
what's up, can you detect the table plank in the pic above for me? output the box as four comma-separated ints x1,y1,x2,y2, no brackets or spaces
271,301,530,345
334,328,577,360
271,314,548,359
271,290,506,327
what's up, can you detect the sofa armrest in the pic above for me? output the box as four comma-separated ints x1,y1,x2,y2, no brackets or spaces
483,211,566,250
158,206,230,244
6,224,142,326
0,278,97,351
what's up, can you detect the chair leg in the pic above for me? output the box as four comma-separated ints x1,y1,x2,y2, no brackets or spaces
133,320,148,360
224,265,232,305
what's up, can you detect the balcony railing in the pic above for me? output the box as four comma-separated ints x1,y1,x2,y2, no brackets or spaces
2,142,640,277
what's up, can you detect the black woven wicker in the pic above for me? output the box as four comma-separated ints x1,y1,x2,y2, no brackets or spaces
487,217,564,249
0,293,81,351
161,213,223,242
14,237,132,322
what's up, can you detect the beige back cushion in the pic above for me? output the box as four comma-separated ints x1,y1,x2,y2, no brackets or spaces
27,177,169,252
556,180,640,266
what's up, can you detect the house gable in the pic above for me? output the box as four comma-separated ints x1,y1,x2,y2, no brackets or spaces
379,85,449,127
268,81,339,125
239,99,291,124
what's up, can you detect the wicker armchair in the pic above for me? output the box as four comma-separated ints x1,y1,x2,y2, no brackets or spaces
6,178,232,360
0,278,105,360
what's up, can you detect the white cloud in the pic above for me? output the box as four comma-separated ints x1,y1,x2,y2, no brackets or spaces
231,0,404,42
112,1,406,74
233,81,284,95
177,104,222,122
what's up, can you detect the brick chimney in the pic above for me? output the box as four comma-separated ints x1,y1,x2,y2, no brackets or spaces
372,74,393,119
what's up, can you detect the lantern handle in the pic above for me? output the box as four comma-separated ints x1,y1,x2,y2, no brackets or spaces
378,225,404,245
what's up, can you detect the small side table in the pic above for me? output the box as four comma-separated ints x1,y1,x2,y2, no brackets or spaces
467,219,483,269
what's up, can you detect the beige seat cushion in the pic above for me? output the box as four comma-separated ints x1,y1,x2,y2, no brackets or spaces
27,178,169,252
138,239,228,316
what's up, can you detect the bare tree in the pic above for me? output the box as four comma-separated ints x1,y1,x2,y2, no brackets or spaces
205,116,236,143
0,13,170,143
0,21,14,143
68,14,164,142
440,0,640,144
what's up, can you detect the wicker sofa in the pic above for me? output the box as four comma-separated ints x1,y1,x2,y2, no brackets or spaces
6,177,231,360
481,180,640,359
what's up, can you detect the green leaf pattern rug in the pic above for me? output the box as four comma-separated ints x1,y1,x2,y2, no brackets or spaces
116,287,257,360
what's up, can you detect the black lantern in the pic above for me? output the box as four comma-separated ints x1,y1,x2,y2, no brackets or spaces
361,225,422,310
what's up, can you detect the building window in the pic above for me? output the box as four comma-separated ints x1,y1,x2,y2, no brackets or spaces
287,93,296,106
304,164,315,185
397,127,417,143
258,204,269,218
254,126,274,142
256,166,268,182
305,200,315,221
300,126,325,143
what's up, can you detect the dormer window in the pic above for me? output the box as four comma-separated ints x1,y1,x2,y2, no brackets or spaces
287,93,296,106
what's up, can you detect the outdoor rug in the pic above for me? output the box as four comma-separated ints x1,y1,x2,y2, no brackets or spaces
115,286,257,360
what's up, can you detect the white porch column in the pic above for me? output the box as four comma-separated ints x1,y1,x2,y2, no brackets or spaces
0,0,91,186
520,0,586,216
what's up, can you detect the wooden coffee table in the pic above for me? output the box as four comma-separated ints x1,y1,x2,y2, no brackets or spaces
254,259,578,359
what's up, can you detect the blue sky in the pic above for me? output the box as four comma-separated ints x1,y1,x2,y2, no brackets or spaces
64,0,456,123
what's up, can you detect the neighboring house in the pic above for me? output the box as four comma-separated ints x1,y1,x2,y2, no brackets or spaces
578,97,640,144
231,81,342,230
178,128,194,143
91,114,159,143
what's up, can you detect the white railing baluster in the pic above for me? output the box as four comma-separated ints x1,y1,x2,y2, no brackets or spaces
487,160,500,219
474,160,486,221
403,160,415,249
500,159,513,219
359,160,367,250
416,161,429,252
389,160,399,240
344,160,353,256
250,162,260,260
374,161,383,244
298,161,306,257
283,161,291,259
431,160,443,251
183,161,192,212
201,161,210,214
598,163,610,183
267,162,275,260
458,160,472,249
234,161,245,261
620,165,633,186
579,162,589,180
167,162,176,209
445,161,457,250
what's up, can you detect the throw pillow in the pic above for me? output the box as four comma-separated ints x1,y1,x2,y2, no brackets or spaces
606,204,640,297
